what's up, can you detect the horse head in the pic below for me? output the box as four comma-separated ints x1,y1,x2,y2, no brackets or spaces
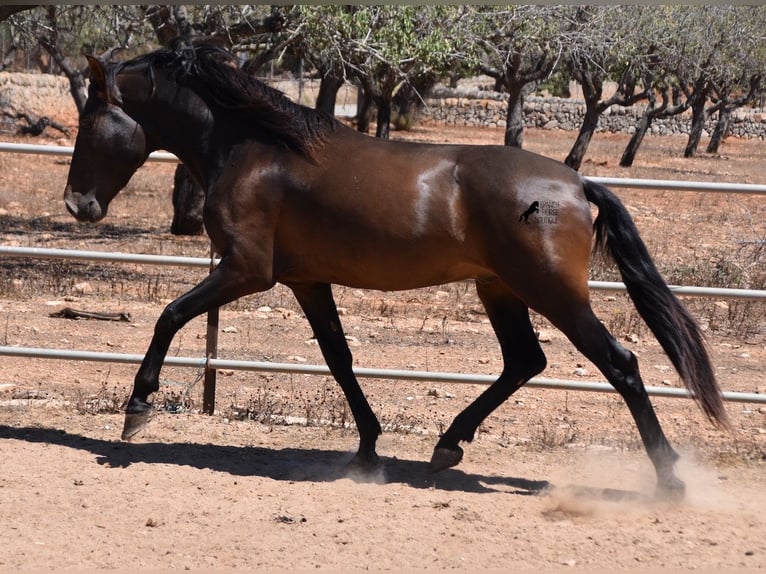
64,55,154,222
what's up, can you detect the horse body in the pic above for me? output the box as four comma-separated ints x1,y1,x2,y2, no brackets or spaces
207,134,591,293
63,45,727,498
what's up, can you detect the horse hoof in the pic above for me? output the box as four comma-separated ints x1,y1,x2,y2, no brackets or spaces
428,446,464,474
344,452,383,482
656,476,686,502
121,408,153,441
346,451,381,472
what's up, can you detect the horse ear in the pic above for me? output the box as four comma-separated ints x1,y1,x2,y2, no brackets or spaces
86,54,123,105
86,55,106,91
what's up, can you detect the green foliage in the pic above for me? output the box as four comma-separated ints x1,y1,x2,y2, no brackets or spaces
2,5,764,114
299,5,465,85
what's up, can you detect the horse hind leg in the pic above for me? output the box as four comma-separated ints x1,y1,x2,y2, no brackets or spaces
430,279,546,473
544,301,685,500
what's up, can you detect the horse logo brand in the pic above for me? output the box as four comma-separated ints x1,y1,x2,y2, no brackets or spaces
518,201,539,223
519,200,559,224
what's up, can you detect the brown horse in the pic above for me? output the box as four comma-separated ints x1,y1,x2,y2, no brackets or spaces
64,44,727,498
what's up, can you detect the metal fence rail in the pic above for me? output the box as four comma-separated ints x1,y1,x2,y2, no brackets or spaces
2,246,765,300
2,141,766,195
1,345,764,405
0,142,177,162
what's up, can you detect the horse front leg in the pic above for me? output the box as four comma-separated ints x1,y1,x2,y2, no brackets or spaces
122,259,256,439
290,283,383,471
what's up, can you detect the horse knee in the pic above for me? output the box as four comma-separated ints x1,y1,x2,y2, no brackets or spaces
155,302,186,335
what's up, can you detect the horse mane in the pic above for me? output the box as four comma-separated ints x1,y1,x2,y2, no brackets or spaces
118,44,336,159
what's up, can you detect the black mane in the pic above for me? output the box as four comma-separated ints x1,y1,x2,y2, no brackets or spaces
118,44,336,158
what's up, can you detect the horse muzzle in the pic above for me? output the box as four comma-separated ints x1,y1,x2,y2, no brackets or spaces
64,186,105,223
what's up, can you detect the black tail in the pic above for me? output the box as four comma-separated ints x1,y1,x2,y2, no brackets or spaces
581,177,728,428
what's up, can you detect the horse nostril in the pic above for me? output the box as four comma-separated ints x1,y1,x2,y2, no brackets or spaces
63,192,102,222
84,198,103,222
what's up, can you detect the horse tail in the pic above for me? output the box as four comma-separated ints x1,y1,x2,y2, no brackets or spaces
581,177,729,428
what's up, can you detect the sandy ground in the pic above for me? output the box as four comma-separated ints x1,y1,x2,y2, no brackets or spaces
0,113,765,571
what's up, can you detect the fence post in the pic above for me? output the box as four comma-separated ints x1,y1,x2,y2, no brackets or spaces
203,244,219,415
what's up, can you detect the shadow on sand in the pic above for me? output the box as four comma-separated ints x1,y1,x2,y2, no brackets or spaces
0,423,651,503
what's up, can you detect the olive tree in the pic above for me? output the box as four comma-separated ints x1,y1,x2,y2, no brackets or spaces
703,6,765,153
300,5,466,138
563,6,652,170
666,6,764,158
466,5,568,148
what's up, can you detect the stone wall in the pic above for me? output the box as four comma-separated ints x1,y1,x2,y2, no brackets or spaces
420,87,766,139
0,72,78,122
3,71,766,140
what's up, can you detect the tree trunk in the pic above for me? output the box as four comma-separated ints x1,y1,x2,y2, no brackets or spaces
684,93,708,158
620,113,654,167
375,96,392,139
38,37,87,114
315,72,344,116
564,104,600,171
356,84,373,134
564,76,603,171
706,106,731,154
503,83,524,148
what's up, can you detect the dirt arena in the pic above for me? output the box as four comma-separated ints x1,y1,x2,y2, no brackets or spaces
0,116,764,570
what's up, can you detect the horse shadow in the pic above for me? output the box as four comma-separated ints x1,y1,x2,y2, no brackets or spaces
0,213,163,239
0,423,649,502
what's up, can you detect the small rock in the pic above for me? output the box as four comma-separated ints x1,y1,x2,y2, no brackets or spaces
73,282,93,294
256,306,272,313
537,330,554,343
573,367,588,377
275,307,294,319
427,388,455,399
287,355,306,363
344,335,361,347
222,326,238,333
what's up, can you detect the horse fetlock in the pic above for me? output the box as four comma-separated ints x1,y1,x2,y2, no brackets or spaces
126,395,152,414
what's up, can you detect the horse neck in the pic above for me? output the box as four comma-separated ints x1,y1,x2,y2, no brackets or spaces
125,80,219,190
